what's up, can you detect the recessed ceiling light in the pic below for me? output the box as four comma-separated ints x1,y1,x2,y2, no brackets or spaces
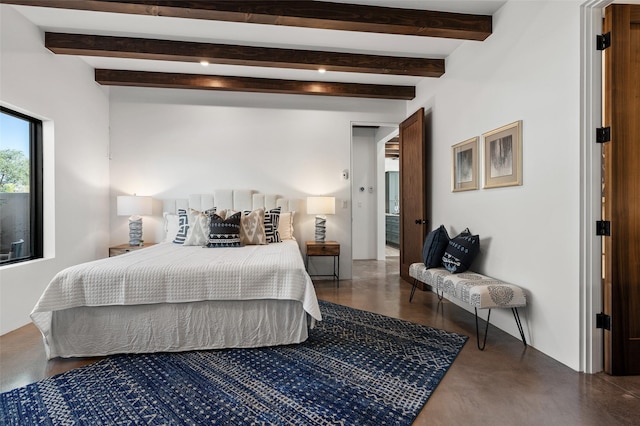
200,60,209,67
318,68,326,74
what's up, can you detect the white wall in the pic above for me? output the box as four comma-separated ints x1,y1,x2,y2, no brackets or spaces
0,5,110,334
0,1,596,373
408,1,583,370
352,128,377,260
385,158,399,173
108,90,406,279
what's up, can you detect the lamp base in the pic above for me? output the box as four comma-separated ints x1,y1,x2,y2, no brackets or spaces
128,217,143,246
314,215,327,242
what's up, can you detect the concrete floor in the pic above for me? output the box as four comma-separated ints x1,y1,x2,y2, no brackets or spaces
2,255,639,425
314,257,640,426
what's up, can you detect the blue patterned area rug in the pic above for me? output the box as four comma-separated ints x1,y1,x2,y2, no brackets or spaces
1,301,467,425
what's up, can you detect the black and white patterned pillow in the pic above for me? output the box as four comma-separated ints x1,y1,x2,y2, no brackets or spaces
206,211,242,247
172,209,189,244
264,207,281,243
442,228,479,273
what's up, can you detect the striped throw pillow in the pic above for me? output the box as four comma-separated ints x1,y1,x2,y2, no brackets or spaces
264,207,281,243
172,209,189,244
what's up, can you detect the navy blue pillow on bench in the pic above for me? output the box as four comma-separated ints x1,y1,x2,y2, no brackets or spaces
422,225,450,268
442,228,479,273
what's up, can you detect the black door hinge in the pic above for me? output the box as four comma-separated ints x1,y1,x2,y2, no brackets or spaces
596,220,611,236
597,32,611,50
596,127,611,143
596,313,611,330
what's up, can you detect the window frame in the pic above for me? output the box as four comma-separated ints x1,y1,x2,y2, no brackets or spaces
1,106,43,265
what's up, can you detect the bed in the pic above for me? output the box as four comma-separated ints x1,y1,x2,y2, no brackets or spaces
31,191,322,359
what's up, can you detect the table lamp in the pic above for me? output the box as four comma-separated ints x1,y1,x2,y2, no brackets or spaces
117,195,152,246
307,196,335,242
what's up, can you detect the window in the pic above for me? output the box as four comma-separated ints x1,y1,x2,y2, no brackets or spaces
0,106,43,265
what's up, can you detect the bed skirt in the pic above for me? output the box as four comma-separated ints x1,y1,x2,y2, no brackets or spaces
45,299,312,359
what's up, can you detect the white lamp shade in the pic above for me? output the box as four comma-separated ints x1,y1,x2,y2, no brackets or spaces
117,195,152,216
307,196,335,215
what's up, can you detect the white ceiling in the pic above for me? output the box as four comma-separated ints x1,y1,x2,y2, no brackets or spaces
10,1,506,88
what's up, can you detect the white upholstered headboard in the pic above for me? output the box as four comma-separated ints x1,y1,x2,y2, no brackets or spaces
162,190,301,215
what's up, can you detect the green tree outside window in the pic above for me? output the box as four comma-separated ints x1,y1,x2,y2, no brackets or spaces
0,149,29,193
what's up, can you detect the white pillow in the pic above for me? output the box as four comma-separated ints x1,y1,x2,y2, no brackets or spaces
278,211,295,240
163,212,180,243
184,208,209,246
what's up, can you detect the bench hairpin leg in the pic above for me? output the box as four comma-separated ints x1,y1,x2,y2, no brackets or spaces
475,308,491,351
511,307,527,347
410,278,418,302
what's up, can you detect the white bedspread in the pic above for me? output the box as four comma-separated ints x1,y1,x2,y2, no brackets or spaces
31,241,322,335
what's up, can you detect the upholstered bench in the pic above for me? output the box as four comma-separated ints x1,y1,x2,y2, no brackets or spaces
409,263,527,350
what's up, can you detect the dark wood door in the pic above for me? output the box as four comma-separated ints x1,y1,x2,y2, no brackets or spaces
602,4,640,375
399,108,427,282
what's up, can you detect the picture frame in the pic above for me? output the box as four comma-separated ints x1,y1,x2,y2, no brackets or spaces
451,137,478,192
482,120,522,189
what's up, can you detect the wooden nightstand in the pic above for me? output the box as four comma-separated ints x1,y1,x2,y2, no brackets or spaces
109,242,156,257
305,240,340,286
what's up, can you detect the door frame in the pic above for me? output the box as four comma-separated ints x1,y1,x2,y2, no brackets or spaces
580,0,614,374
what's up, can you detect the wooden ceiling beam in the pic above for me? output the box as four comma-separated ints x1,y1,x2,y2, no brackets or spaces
5,1,492,41
95,69,415,100
46,32,444,77
385,138,399,157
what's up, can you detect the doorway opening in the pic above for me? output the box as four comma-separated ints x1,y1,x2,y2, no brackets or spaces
350,123,399,265
384,134,400,260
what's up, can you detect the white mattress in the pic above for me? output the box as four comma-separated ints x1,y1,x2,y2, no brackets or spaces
31,240,322,358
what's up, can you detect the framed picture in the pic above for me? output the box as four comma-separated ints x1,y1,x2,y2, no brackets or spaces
483,120,522,189
451,137,478,192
